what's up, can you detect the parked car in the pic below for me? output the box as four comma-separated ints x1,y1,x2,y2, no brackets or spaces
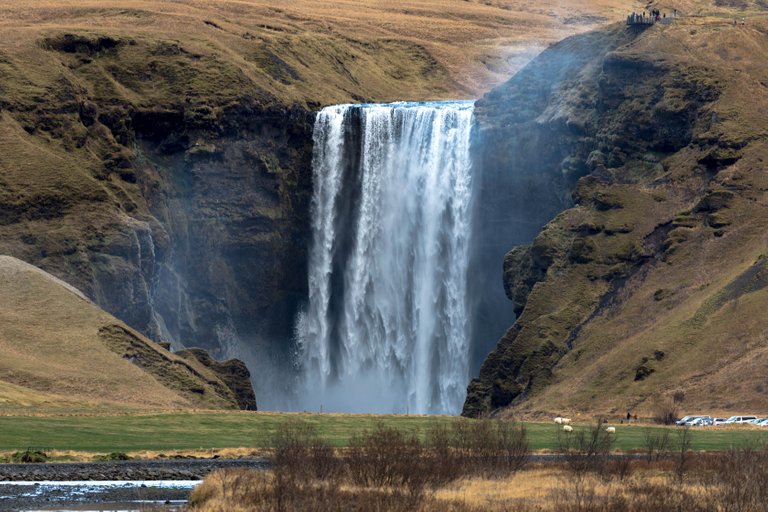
747,417,768,425
676,415,707,426
686,416,713,426
756,419,768,427
724,415,758,424
712,418,727,426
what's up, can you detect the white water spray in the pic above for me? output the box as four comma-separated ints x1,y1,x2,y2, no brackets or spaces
297,101,475,414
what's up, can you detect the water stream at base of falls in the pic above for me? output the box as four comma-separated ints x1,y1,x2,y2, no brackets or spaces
295,101,475,415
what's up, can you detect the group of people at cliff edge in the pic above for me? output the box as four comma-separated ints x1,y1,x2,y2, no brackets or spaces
627,8,675,25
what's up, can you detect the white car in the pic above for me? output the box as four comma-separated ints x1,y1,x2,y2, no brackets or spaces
712,418,727,426
687,417,713,426
724,415,758,424
676,415,707,426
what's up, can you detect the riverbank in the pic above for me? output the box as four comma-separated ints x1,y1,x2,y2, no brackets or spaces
0,458,268,481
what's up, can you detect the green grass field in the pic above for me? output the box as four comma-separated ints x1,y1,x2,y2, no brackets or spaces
0,412,766,455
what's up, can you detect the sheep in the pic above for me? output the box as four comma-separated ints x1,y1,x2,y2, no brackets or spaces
554,417,563,424
563,425,573,433
561,418,572,425
605,426,616,434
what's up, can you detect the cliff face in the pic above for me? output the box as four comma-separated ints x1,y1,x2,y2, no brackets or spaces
133,103,314,378
465,20,768,418
0,30,315,406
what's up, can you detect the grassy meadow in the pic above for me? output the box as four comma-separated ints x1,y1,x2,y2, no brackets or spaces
0,411,766,455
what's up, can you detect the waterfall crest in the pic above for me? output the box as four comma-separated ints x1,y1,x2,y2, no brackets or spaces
297,101,475,414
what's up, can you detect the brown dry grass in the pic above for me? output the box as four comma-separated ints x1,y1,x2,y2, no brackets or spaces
0,256,238,412
188,457,766,512
0,0,633,104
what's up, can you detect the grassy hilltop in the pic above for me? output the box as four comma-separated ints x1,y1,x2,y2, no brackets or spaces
0,0,630,107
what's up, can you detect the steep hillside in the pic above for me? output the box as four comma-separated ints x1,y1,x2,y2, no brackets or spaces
0,0,631,407
464,16,768,418
0,256,254,413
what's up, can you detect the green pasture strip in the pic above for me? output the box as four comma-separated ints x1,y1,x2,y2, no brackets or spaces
0,412,765,454
524,423,768,452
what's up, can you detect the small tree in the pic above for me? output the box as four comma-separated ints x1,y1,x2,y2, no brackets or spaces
674,426,692,483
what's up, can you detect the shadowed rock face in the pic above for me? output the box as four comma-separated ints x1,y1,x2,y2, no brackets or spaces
463,21,741,417
465,27,638,375
75,102,315,407
133,103,315,395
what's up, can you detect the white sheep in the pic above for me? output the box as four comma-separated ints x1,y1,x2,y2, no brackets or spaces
554,417,563,424
561,418,572,425
563,425,573,433
605,426,616,434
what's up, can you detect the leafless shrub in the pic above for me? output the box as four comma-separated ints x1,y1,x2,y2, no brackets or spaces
552,472,601,512
558,419,614,477
604,455,633,482
673,426,692,483
449,419,529,476
347,422,429,495
425,422,464,484
188,468,429,512
193,419,530,511
704,445,768,512
652,402,678,425
642,428,670,461
271,420,342,482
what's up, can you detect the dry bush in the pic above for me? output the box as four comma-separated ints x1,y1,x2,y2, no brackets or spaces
271,420,342,483
191,420,531,511
673,426,692,483
704,446,768,511
642,428,670,461
447,419,529,476
188,469,429,512
558,420,614,477
347,423,429,494
652,402,678,425
603,455,633,482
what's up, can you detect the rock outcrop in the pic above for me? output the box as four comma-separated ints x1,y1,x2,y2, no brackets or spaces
176,348,258,410
464,20,768,417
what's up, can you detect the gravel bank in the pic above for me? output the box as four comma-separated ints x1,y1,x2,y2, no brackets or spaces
0,458,268,481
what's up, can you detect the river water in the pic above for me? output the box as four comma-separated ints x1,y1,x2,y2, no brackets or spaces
0,480,199,512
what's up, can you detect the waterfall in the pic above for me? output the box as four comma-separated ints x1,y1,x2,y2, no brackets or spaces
297,101,475,414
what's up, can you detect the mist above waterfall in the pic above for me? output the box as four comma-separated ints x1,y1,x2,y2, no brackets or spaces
296,102,475,414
